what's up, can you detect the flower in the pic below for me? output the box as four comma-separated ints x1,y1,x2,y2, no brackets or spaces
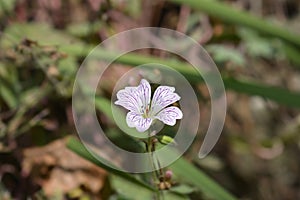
115,79,183,132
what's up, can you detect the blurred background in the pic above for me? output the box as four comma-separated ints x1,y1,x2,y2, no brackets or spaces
0,0,300,199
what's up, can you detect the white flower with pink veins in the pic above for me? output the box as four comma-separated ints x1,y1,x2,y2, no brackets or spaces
115,79,183,132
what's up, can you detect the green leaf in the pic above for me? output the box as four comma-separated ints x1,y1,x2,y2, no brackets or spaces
237,28,282,59
206,44,246,66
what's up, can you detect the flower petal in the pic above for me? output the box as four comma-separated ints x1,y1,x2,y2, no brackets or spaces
115,86,142,113
115,79,151,114
151,86,181,115
126,111,152,132
136,79,151,111
155,106,183,126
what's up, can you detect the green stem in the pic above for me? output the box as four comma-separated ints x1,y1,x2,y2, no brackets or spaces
153,149,165,200
147,135,162,200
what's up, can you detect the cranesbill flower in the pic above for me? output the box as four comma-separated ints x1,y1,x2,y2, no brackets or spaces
115,79,183,132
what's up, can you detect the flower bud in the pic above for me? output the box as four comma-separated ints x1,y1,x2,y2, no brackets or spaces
159,135,175,145
165,170,173,181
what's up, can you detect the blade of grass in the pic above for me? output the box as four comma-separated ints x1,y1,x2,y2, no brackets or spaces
223,77,300,108
67,137,190,199
63,45,300,108
168,0,300,47
170,157,236,200
66,137,155,191
110,175,189,200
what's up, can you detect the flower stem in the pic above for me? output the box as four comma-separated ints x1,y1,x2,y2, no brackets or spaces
146,135,162,200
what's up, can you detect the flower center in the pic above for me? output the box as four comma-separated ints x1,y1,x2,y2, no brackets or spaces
142,106,150,118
